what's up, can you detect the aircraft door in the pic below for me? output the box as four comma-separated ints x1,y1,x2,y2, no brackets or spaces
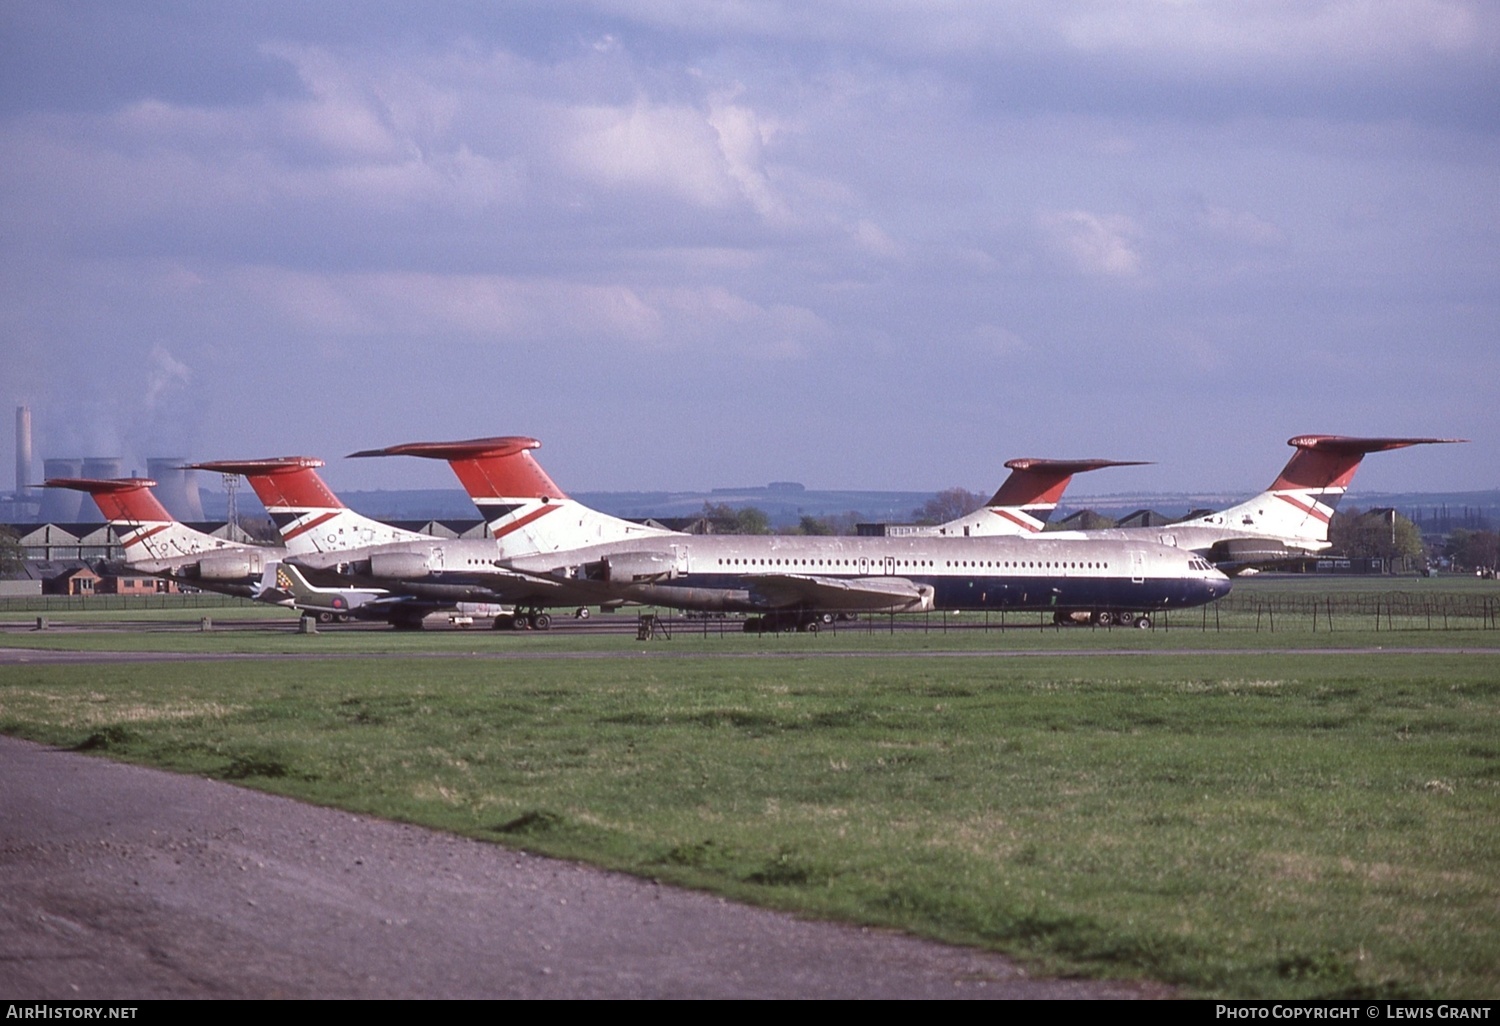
883,556,897,576
1129,550,1146,584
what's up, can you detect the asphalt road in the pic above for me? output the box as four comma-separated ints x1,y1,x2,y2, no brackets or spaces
0,735,1164,999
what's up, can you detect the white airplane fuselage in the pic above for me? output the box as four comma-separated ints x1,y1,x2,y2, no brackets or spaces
292,531,1230,616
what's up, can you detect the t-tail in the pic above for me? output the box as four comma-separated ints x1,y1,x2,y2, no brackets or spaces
930,458,1150,537
186,457,430,556
43,477,244,565
1185,435,1466,550
348,435,676,557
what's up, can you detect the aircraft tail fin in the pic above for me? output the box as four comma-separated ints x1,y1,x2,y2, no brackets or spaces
930,458,1148,537
186,457,340,510
187,457,427,555
350,435,672,555
44,476,173,523
981,458,1150,534
44,478,235,564
1194,435,1466,547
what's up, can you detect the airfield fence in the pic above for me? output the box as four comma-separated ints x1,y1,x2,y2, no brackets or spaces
827,591,1499,635
1203,590,1500,632
0,593,257,613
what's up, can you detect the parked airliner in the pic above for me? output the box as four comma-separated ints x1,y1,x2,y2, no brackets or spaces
286,436,1229,630
1043,436,1464,571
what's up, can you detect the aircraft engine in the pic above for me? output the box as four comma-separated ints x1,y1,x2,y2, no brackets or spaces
593,552,678,583
197,552,266,580
1208,538,1298,569
368,552,434,579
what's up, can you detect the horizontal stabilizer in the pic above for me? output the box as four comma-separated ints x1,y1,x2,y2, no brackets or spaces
45,477,172,523
350,435,565,501
988,458,1151,507
186,457,342,510
1273,436,1465,491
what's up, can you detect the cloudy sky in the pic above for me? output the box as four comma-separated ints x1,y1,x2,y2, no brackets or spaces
2,1,1495,498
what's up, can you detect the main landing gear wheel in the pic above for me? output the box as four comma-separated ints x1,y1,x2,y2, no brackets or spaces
531,612,552,631
1092,611,1112,626
1134,614,1153,629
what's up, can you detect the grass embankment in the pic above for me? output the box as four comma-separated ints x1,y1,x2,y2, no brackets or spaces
3,651,1496,997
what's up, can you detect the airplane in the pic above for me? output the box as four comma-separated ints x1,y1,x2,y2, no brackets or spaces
285,436,1232,631
44,475,506,629
1042,436,1466,572
183,457,436,556
908,458,1150,537
347,436,676,556
185,456,533,629
42,476,275,598
255,560,513,628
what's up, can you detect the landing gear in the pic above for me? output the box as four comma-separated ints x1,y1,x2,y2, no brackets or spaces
391,613,427,631
574,607,590,620
1090,611,1153,629
503,608,553,631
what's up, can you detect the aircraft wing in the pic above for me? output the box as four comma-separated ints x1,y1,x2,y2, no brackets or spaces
746,574,935,612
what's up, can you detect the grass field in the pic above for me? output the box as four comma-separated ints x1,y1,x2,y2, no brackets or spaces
3,608,1497,997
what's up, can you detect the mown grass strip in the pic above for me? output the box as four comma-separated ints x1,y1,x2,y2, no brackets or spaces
3,650,1496,997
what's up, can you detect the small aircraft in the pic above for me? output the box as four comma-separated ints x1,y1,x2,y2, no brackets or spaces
255,560,513,628
286,435,1231,630
1043,436,1466,571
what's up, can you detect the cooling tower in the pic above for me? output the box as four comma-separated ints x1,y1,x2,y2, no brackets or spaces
39,458,84,521
82,457,123,481
147,458,204,521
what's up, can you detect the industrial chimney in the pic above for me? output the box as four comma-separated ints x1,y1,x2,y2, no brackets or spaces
15,405,31,495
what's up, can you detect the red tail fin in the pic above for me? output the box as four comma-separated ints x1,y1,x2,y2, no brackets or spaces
986,458,1149,507
349,436,565,500
186,457,342,510
44,478,172,523
1271,436,1465,492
